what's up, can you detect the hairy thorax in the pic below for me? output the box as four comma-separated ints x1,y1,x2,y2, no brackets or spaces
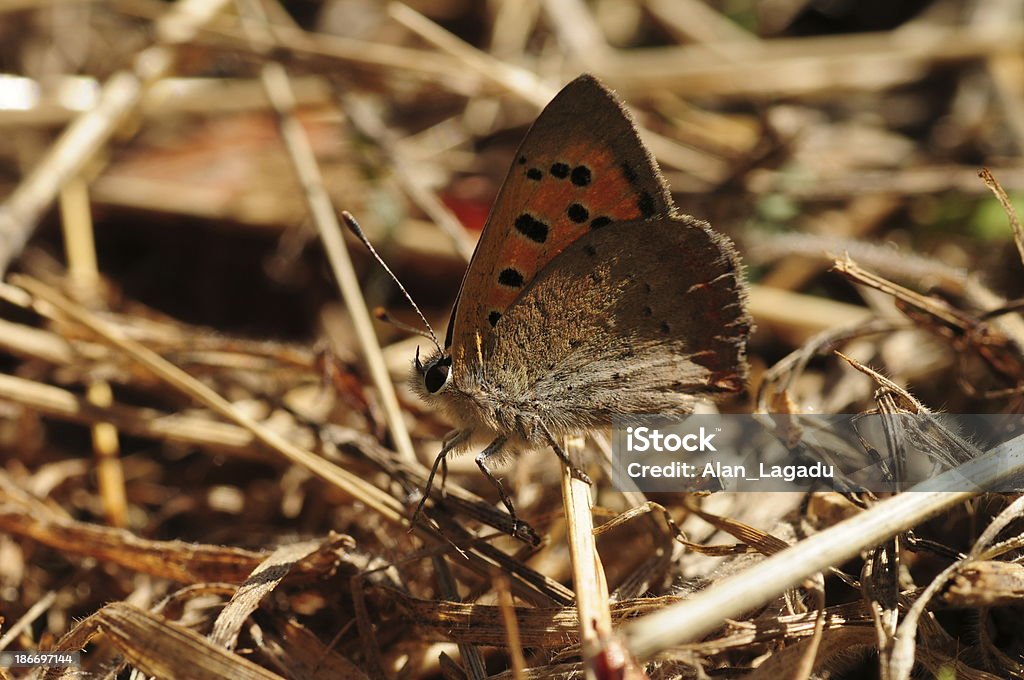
411,355,554,453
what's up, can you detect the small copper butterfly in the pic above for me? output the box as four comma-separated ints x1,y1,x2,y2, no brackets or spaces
408,74,752,535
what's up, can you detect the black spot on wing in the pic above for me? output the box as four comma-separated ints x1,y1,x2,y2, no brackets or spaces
515,214,548,243
526,168,543,180
571,165,591,186
488,311,502,327
567,203,589,223
551,162,570,179
590,216,611,230
518,156,527,165
498,268,524,287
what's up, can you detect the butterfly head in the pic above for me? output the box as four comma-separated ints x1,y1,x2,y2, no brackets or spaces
414,346,453,396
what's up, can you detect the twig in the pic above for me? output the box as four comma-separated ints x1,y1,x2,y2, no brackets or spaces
0,372,269,456
59,177,127,528
433,557,486,680
747,284,874,342
494,571,527,680
58,178,101,297
0,590,57,651
832,257,973,329
645,0,757,50
747,164,1024,198
489,0,540,59
110,0,477,90
602,23,1024,98
621,429,1024,659
388,2,553,107
0,0,232,275
540,0,614,68
979,167,1024,266
559,436,617,674
0,316,78,365
83,381,127,526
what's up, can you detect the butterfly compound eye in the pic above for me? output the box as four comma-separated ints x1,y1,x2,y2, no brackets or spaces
424,359,451,394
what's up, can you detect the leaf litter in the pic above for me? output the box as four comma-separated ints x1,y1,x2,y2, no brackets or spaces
2,1,1024,678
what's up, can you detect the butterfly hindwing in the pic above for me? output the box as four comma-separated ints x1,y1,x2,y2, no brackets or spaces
448,75,673,370
481,216,751,432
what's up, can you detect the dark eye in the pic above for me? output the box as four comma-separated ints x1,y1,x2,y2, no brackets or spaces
424,360,450,393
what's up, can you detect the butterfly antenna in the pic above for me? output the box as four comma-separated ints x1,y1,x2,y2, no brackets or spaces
341,211,442,353
374,307,436,342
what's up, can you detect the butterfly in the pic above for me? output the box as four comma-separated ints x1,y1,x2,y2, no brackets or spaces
409,74,752,536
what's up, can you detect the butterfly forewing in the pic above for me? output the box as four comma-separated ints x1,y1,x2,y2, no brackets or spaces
448,75,673,370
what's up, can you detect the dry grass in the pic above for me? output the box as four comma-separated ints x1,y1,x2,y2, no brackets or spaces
2,1,1024,678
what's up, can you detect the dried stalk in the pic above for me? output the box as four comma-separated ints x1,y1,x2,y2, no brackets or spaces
494,571,527,679
980,167,1024,266
747,284,874,341
561,440,607,627
0,590,56,651
59,177,127,528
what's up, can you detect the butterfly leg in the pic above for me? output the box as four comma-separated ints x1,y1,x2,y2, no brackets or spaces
440,456,450,499
411,430,470,528
475,436,517,526
539,422,593,484
439,431,458,498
